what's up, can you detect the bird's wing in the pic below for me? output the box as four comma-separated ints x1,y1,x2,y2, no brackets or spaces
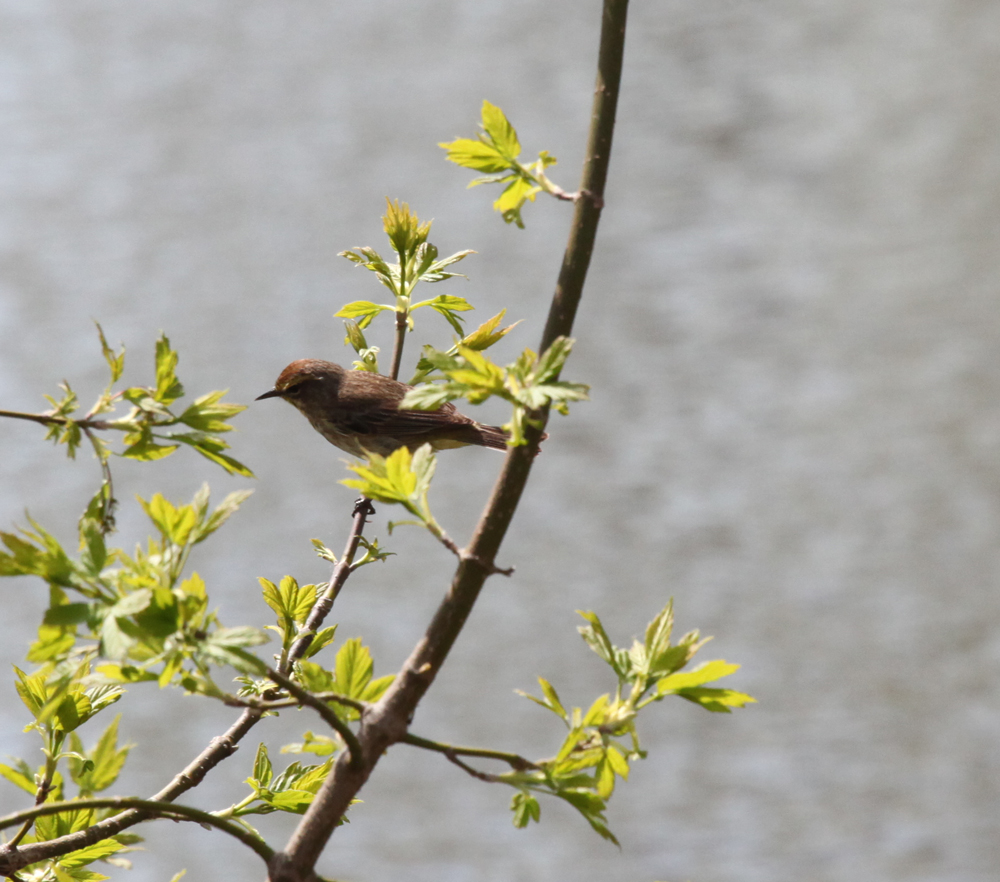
338,400,468,437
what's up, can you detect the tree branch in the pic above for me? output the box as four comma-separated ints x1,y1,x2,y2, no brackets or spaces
283,503,371,671
269,3,630,879
0,796,274,874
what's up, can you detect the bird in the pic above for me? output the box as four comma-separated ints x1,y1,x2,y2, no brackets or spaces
256,359,513,458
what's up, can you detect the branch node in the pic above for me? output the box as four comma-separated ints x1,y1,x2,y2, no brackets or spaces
459,549,515,577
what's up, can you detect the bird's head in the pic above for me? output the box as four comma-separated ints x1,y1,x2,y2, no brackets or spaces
256,359,345,406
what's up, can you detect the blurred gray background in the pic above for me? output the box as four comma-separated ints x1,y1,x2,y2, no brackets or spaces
1,1,997,880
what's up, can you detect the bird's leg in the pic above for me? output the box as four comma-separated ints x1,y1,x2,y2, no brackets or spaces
352,497,376,519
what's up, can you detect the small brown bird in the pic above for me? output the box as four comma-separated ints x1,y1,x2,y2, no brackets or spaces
256,359,511,457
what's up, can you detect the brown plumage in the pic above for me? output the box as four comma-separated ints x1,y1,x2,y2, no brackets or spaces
256,359,511,457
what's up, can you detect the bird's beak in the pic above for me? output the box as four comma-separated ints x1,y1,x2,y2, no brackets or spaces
255,388,285,401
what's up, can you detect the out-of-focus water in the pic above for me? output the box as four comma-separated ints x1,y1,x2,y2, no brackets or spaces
1,2,998,880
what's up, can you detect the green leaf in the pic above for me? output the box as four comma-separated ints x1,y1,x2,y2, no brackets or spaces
252,742,273,788
648,629,709,679
439,137,510,174
177,389,246,433
581,693,611,728
36,804,95,842
481,100,521,159
170,433,255,477
14,665,54,717
595,754,616,799
516,677,569,721
43,602,90,627
657,659,740,693
154,334,184,405
556,789,619,846
398,383,460,412
294,659,334,693
460,310,519,352
673,686,757,713
200,642,268,675
645,599,674,658
334,300,393,320
535,336,575,383
301,625,337,660
120,431,179,463
95,322,125,384
494,175,541,227
0,761,37,795
382,199,431,259
261,576,317,630
353,535,394,567
281,730,339,757
310,538,338,564
511,791,540,828
57,836,126,869
138,493,197,547
0,519,76,588
576,611,619,670
341,446,435,525
334,638,374,699
79,504,110,575
68,714,131,793
343,319,369,354
411,294,474,314
210,626,270,649
360,673,394,703
605,744,630,779
419,249,476,283
194,488,254,543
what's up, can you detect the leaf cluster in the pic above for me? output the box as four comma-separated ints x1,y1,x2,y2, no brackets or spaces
0,485,263,691
504,602,755,844
402,336,589,445
40,327,252,489
230,638,392,819
440,100,563,227
0,679,137,880
336,200,476,373
340,445,460,555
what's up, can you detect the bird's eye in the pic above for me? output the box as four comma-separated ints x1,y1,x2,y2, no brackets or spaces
284,386,301,398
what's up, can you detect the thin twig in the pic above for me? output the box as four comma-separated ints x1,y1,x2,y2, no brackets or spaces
426,523,514,576
283,503,370,672
389,309,408,382
0,409,111,430
402,732,536,771
265,668,365,772
443,753,500,783
5,773,54,850
226,691,366,715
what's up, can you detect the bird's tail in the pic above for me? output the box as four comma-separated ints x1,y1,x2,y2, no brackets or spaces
474,423,549,453
475,423,511,451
